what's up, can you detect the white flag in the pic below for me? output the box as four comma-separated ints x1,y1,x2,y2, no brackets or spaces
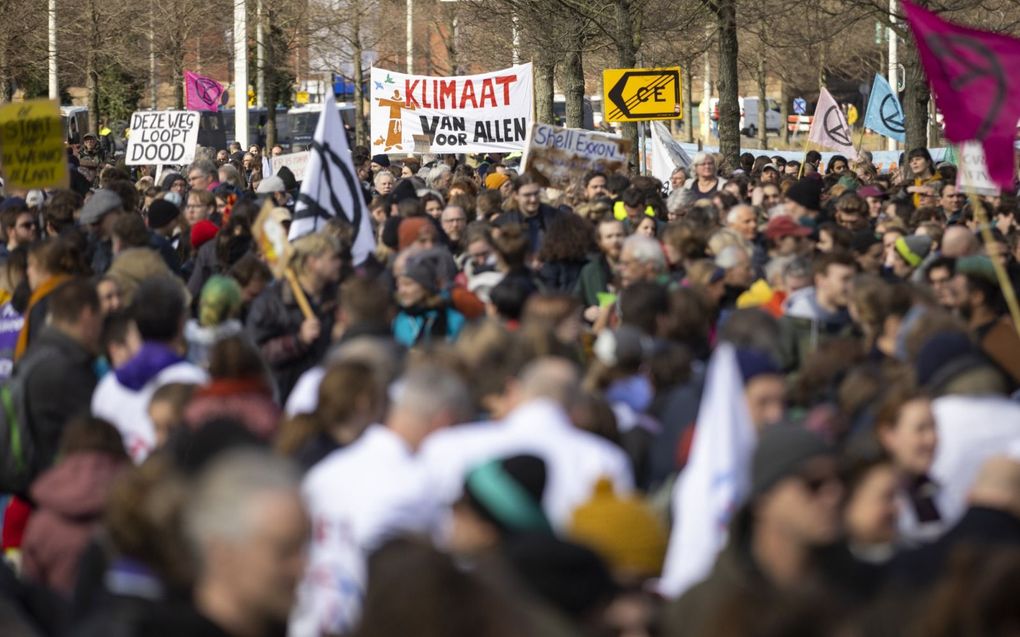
650,121,692,187
807,88,858,160
289,92,374,265
659,343,757,598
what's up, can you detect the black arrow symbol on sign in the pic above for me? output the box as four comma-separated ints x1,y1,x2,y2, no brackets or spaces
823,106,852,146
607,71,679,120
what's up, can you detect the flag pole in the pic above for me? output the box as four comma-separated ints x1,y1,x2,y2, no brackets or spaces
797,133,811,179
959,146,1020,338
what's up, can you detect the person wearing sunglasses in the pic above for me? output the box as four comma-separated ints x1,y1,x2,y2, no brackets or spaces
666,425,847,636
0,206,39,258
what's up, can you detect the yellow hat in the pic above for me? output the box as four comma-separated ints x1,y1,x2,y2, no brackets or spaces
568,478,667,579
485,172,510,191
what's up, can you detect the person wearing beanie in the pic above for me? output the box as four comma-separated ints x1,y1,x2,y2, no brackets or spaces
785,179,822,220
392,248,465,347
891,234,932,280
484,172,512,200
568,477,667,583
449,455,552,555
184,276,244,368
189,219,219,251
397,217,438,252
370,154,391,171
146,199,180,234
954,255,1020,389
665,425,853,637
735,348,787,431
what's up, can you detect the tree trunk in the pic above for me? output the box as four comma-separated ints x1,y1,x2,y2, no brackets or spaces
757,56,767,150
266,109,276,151
902,44,928,151
353,40,366,147
683,62,693,143
534,54,555,125
616,0,639,170
173,57,184,110
715,0,739,171
87,0,100,135
564,31,585,129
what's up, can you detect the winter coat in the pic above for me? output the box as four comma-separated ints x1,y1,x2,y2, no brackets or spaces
246,280,336,402
184,319,245,369
537,259,586,294
20,328,98,479
777,286,853,371
392,303,465,348
183,377,280,440
574,255,614,309
494,204,563,254
22,452,128,596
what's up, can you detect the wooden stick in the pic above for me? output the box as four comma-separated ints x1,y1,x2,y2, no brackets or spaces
283,267,315,321
958,146,1020,338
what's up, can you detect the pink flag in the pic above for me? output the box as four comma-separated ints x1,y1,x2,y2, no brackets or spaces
185,71,225,112
903,0,1020,190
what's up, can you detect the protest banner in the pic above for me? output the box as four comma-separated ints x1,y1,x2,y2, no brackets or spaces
522,122,629,190
125,110,201,166
271,151,310,182
370,64,533,155
649,121,691,186
0,99,68,190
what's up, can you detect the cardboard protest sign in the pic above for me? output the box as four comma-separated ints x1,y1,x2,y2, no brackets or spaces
522,122,629,190
956,141,999,196
0,99,68,190
125,110,201,166
370,64,533,155
271,151,310,182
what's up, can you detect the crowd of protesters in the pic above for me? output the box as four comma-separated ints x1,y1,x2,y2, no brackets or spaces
0,132,1017,637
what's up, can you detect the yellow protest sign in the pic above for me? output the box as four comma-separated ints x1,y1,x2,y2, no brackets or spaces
0,99,68,190
847,104,859,126
603,67,682,123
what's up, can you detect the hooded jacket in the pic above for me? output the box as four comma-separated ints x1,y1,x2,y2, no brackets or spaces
778,286,852,371
22,452,128,595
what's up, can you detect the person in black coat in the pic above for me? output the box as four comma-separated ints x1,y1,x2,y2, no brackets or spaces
493,174,563,255
19,279,100,484
246,234,341,401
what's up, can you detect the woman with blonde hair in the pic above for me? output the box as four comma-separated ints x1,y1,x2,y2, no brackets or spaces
246,232,342,400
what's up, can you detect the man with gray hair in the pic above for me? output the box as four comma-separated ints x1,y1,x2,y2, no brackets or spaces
427,164,453,192
620,234,668,288
294,364,472,635
188,159,219,192
186,450,309,637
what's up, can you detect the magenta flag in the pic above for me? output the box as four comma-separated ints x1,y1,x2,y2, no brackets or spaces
903,0,1020,189
184,71,225,112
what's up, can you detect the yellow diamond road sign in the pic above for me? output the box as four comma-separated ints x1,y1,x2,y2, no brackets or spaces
603,67,682,123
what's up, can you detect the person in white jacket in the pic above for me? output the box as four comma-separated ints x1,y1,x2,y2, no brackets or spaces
91,276,207,463
421,356,635,530
290,365,472,637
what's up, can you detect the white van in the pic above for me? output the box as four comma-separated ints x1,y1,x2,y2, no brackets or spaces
739,97,782,136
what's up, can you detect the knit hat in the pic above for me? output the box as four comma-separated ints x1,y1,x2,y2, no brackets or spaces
764,215,812,240
463,455,551,535
402,249,443,294
398,217,436,251
371,154,391,168
390,178,419,204
785,179,821,212
190,219,219,250
147,199,180,230
751,425,832,497
735,348,781,384
894,234,933,268
569,477,668,578
80,189,123,225
485,172,510,191
956,254,997,285
198,275,243,328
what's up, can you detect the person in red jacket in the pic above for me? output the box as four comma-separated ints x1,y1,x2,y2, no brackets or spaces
21,417,130,596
